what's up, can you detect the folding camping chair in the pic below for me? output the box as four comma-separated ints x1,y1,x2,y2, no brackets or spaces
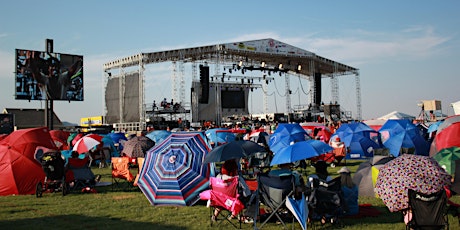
111,157,135,191
307,177,344,227
405,189,449,230
255,173,296,229
201,176,244,229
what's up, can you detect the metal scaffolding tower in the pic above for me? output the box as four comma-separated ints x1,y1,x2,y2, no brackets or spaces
355,72,362,120
309,60,315,106
172,61,178,103
263,79,269,114
179,61,185,105
285,74,291,114
331,62,339,104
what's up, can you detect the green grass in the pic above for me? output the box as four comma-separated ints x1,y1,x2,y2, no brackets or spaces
0,161,458,230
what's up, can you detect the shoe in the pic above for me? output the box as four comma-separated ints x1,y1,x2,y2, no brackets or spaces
244,217,254,224
227,215,236,221
321,216,327,225
211,215,216,222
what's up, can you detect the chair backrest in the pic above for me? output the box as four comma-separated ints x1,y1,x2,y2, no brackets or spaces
308,177,343,214
451,159,460,194
407,189,448,229
210,176,238,198
258,173,294,208
112,157,134,181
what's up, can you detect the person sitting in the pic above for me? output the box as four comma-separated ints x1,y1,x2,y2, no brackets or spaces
307,160,332,188
336,166,359,215
213,160,251,221
269,163,304,188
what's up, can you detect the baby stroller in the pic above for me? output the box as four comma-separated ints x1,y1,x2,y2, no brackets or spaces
35,150,68,197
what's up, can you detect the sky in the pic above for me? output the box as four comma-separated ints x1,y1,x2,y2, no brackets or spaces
1,1,459,125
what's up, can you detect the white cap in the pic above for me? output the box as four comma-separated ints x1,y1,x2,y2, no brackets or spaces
337,166,351,174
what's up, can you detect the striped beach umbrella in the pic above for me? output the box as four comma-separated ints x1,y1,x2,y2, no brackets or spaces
137,132,213,206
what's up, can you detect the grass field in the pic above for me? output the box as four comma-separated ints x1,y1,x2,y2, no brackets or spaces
0,160,459,230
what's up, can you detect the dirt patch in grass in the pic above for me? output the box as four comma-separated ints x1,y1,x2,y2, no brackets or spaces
113,194,136,200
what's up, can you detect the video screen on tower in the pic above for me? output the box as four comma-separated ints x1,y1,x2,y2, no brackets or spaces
221,89,245,109
15,49,84,101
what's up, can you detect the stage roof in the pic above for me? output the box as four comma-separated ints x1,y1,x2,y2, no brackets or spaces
103,38,358,77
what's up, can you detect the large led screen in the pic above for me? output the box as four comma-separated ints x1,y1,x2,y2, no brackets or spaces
15,49,83,101
221,89,245,109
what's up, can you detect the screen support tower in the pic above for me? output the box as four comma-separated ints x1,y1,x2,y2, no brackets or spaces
45,39,54,130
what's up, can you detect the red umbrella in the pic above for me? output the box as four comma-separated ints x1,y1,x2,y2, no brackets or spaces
72,134,103,154
0,127,57,195
430,121,460,156
71,133,84,146
49,130,70,150
0,134,8,142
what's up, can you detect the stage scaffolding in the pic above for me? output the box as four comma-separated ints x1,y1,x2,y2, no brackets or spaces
103,38,360,131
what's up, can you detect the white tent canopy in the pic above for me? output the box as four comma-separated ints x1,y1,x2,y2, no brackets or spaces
452,101,460,115
377,111,415,120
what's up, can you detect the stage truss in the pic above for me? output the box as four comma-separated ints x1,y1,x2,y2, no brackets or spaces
103,38,360,130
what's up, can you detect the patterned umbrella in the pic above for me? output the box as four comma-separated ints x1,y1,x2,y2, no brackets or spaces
374,154,451,212
137,132,213,206
72,134,103,154
121,136,155,158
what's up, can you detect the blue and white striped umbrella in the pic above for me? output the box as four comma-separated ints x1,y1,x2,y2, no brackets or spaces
138,132,213,206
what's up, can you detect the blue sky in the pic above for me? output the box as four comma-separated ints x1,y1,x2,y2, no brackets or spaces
1,1,459,124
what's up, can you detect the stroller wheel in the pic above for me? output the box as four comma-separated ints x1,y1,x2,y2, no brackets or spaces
36,182,43,198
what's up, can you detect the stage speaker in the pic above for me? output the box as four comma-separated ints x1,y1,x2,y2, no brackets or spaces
314,72,322,105
199,65,209,104
324,104,341,119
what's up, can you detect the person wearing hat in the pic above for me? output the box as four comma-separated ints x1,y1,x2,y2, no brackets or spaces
336,166,359,215
307,160,332,188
